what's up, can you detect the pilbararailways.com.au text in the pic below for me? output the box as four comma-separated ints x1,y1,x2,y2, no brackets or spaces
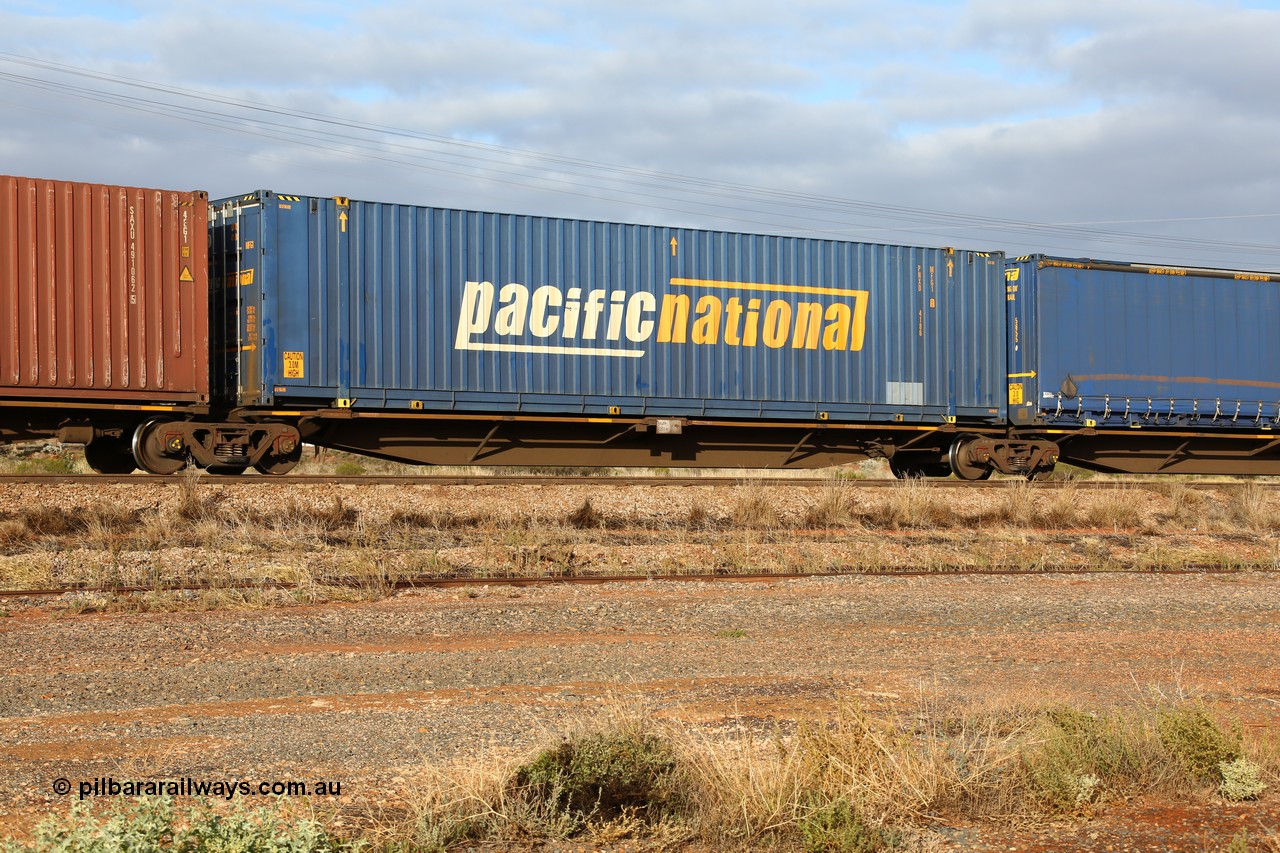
56,776,343,800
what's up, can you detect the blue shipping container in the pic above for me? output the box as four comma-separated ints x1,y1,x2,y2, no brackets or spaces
1007,256,1280,429
211,192,1007,425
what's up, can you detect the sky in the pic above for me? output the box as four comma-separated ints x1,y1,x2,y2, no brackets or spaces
2,0,1279,270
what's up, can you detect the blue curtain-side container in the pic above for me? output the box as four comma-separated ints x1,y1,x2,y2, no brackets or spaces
1007,255,1280,429
211,192,1007,425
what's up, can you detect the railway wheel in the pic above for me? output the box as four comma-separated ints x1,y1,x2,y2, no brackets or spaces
254,444,302,476
84,438,137,475
948,437,993,481
131,419,188,475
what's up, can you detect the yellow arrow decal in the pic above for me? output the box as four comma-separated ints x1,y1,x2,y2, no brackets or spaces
339,211,349,233
1007,371,1037,378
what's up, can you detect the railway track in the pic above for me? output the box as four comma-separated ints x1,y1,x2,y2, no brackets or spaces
0,564,1263,600
0,473,1271,488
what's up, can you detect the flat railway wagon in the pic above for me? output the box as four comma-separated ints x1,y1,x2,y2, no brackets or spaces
206,190,1013,475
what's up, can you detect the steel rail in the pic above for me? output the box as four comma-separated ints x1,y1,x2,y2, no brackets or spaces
2,565,1271,600
0,473,1270,488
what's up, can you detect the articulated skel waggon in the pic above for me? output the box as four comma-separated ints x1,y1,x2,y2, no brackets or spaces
207,189,1012,475
2,173,1278,477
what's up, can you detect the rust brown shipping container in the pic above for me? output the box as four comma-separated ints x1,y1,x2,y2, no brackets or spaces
0,175,210,402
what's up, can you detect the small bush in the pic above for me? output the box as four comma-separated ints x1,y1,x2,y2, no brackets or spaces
1218,757,1267,801
1021,706,1153,814
797,798,900,853
1156,705,1242,781
510,730,681,831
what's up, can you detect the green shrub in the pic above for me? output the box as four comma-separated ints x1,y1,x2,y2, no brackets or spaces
1022,706,1152,814
797,799,900,852
511,730,680,831
1156,705,1241,781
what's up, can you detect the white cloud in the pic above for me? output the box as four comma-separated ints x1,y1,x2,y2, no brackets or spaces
1,0,1278,268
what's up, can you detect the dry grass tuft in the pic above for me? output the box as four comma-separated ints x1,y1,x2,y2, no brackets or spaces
865,479,956,529
174,469,223,522
685,500,714,531
0,519,29,550
1230,481,1277,531
389,507,504,531
1079,485,1145,531
1037,479,1083,528
565,498,605,530
732,486,780,529
994,479,1037,527
1157,481,1206,528
259,496,359,532
19,505,79,536
804,481,856,529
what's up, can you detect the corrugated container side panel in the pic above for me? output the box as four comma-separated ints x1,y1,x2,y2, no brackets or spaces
232,192,1005,420
1022,257,1280,425
0,175,209,400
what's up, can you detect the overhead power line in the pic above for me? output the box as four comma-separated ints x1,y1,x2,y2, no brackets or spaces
1,52,1278,267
